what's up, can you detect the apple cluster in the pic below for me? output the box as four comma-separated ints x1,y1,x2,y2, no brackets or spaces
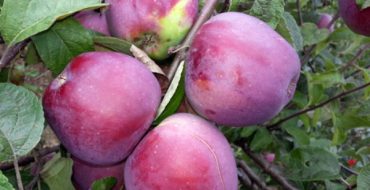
42,1,303,189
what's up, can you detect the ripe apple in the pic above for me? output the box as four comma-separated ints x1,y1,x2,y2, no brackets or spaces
75,10,111,35
339,0,370,36
124,113,238,190
185,12,301,127
105,0,198,60
43,52,161,166
72,157,125,190
317,13,334,32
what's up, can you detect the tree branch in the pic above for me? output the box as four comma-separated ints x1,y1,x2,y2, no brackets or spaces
0,39,30,71
340,43,370,71
0,145,60,171
237,159,270,190
239,144,298,190
237,168,259,190
167,0,218,81
266,82,370,130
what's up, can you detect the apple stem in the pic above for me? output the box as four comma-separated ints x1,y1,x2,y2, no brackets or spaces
167,0,218,81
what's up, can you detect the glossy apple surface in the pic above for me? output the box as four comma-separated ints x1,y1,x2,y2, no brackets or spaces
185,12,301,127
43,52,161,166
317,13,334,32
124,113,238,190
106,0,198,60
339,0,370,36
75,10,110,35
72,157,125,190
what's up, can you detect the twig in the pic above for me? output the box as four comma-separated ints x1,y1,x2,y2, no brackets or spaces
238,169,259,190
340,43,370,71
13,155,24,190
237,159,270,190
296,0,303,26
266,82,370,130
24,155,42,190
0,39,30,71
239,144,298,190
340,164,359,176
167,0,218,80
0,145,60,171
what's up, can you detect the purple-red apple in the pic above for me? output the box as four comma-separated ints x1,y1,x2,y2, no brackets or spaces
43,52,161,166
124,113,238,190
106,0,198,60
72,157,124,190
339,0,370,36
75,10,111,36
317,13,334,32
185,12,301,127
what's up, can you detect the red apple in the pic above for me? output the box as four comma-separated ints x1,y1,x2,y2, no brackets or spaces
317,13,334,32
124,113,238,190
106,0,198,60
72,157,125,190
339,0,370,36
43,52,161,166
185,12,301,127
75,10,111,35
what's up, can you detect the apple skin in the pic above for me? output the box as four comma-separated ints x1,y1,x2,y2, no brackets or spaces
185,12,301,127
124,113,238,190
317,13,334,32
106,0,198,60
339,0,370,36
43,52,161,166
72,157,125,190
75,10,111,36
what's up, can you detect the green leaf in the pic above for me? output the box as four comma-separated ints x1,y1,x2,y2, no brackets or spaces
93,36,133,55
250,128,273,151
25,42,40,65
283,125,310,146
305,72,328,106
249,0,285,29
91,177,117,190
0,171,14,190
154,61,185,124
357,165,370,190
240,126,258,138
284,147,340,181
41,154,75,190
32,18,94,76
325,180,346,190
301,23,330,46
0,0,105,45
276,12,303,51
0,83,44,162
310,71,345,88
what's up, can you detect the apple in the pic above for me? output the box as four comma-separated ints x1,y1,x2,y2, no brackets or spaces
72,157,125,190
43,52,161,166
124,113,238,190
185,12,301,127
317,13,334,32
75,10,111,36
105,0,198,60
339,0,370,36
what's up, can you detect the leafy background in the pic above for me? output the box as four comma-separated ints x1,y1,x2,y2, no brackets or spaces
0,0,369,189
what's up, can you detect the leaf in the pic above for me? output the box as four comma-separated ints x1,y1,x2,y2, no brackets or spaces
309,71,345,88
0,83,44,162
284,147,340,181
0,171,14,190
325,180,346,190
91,177,117,190
249,0,285,29
301,23,330,46
41,154,75,190
154,61,185,124
357,164,370,190
276,12,304,51
130,45,166,77
0,0,105,45
93,36,133,55
25,42,40,65
32,18,94,76
240,126,258,138
250,128,273,151
283,125,310,146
